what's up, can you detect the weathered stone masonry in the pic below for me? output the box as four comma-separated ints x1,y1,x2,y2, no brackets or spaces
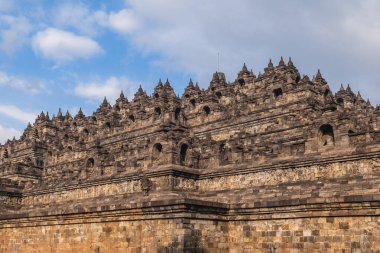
1,57,380,252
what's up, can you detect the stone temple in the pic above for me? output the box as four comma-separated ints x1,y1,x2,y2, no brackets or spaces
1,57,380,252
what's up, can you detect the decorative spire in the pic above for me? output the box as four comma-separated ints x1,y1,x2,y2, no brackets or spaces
188,78,194,87
268,59,273,68
119,91,125,99
279,56,285,66
133,84,148,102
57,108,63,119
287,57,294,67
313,69,326,84
346,84,352,93
116,91,128,104
242,63,248,72
316,69,322,79
157,79,163,87
75,107,84,119
102,97,108,106
164,78,170,87
340,84,345,91
65,110,72,120
163,79,176,97
195,82,200,91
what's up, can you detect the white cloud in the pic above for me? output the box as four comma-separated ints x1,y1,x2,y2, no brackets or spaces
53,2,138,36
0,105,37,123
108,9,138,34
0,71,47,94
53,2,107,36
0,15,32,54
31,28,103,63
0,124,20,144
74,76,136,102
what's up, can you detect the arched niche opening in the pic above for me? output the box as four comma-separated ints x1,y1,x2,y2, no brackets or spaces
216,91,222,99
337,97,344,104
92,116,97,123
319,124,335,146
238,78,245,86
115,105,120,111
154,93,159,98
105,122,111,129
203,106,211,115
83,128,89,136
154,107,162,117
190,99,196,107
175,108,181,121
273,88,283,98
128,115,135,122
63,134,69,142
179,144,189,165
86,158,95,168
324,89,330,97
152,143,163,161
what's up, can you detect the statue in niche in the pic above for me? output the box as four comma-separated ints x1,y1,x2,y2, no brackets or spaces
152,143,163,164
140,174,153,196
319,124,335,146
220,142,232,164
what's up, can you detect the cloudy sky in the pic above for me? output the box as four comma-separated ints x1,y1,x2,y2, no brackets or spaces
0,0,380,143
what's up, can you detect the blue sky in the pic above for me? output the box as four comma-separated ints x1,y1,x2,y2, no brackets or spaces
1,0,380,143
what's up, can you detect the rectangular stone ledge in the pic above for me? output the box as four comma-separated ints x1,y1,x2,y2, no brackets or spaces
145,166,200,178
0,199,230,228
22,167,199,196
228,204,380,222
2,197,229,220
198,151,380,179
1,200,379,231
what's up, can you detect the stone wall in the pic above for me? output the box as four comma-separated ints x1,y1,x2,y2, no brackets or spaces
228,217,380,252
0,219,195,253
1,213,379,252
